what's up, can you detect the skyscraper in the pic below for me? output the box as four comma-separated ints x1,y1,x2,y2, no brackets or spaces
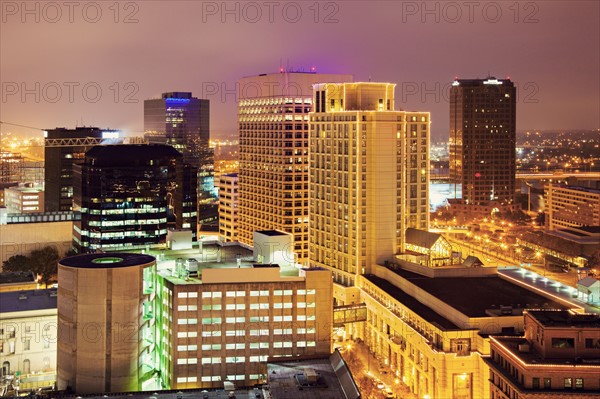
72,144,197,252
237,71,353,263
449,77,517,218
309,82,430,290
44,127,118,212
144,92,217,226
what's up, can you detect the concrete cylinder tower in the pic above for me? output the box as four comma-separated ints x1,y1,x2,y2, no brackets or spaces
57,253,156,394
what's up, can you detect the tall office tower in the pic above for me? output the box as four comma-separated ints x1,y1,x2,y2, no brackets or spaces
44,127,119,212
72,145,197,252
144,92,217,226
449,77,517,217
238,71,353,263
310,82,430,290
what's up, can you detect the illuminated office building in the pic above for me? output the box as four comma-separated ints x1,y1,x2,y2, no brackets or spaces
156,263,333,389
449,78,517,217
4,184,44,214
238,71,353,264
72,145,197,252
144,92,217,227
309,82,430,288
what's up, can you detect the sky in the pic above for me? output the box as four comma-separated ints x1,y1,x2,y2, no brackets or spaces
1,0,599,141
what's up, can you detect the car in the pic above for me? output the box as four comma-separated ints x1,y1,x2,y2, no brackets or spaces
376,381,386,389
384,389,395,398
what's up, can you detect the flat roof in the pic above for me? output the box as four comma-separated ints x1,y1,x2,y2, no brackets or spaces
257,230,288,236
390,268,567,317
154,244,300,286
492,336,600,365
59,253,155,269
577,225,600,233
0,271,36,285
267,357,352,399
364,274,459,330
0,289,57,313
527,310,600,328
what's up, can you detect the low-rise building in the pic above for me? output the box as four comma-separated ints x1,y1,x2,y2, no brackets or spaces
486,310,600,398
546,184,600,231
0,289,58,389
157,263,333,390
4,184,44,214
0,211,74,265
0,271,37,292
332,250,576,399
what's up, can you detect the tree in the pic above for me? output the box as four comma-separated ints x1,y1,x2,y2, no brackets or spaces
587,250,600,270
2,254,31,272
28,246,60,287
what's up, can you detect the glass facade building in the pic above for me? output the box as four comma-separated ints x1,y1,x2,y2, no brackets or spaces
72,144,197,252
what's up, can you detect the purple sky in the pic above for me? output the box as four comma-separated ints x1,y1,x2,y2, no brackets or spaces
1,0,598,140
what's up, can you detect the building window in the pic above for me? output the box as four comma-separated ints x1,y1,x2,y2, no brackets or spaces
575,378,583,389
585,338,600,349
22,359,30,374
564,378,572,389
543,378,551,389
1,362,10,376
532,377,539,389
23,339,31,351
552,338,574,348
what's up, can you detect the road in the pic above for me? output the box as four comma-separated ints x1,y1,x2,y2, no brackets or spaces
340,341,415,399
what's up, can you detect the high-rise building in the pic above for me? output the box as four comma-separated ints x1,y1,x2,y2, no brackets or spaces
449,78,517,218
309,82,430,289
218,173,239,242
144,92,217,227
44,127,119,212
72,145,197,252
238,72,353,263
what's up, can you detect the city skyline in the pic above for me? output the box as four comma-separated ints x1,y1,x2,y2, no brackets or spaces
1,1,599,141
